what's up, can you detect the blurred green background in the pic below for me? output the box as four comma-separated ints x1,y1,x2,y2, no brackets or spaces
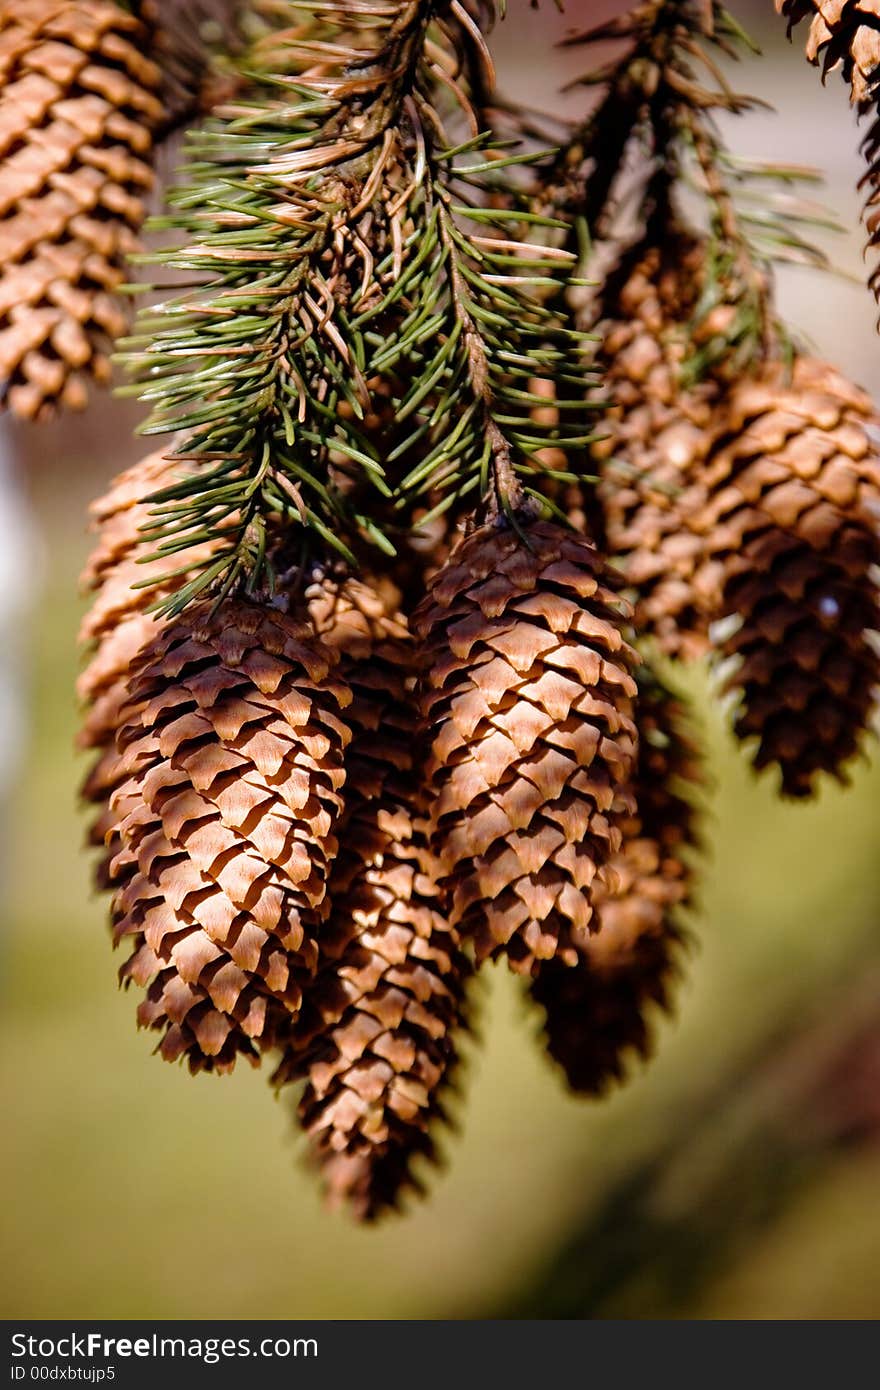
3,3,880,1320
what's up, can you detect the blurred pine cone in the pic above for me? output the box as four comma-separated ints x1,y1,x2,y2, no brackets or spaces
274,572,470,1220
593,236,724,659
777,0,880,105
532,671,701,1095
696,355,880,796
0,0,163,420
106,599,352,1072
142,0,243,128
414,515,638,975
597,671,702,945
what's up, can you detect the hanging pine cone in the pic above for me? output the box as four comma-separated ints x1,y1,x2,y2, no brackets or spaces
77,448,206,889
105,598,352,1073
0,0,163,420
273,572,470,1220
301,570,422,960
531,672,702,1094
695,355,880,797
413,513,639,976
592,235,725,660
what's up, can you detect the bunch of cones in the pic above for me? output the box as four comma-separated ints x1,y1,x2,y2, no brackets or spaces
0,0,237,421
79,446,705,1216
591,233,880,799
61,0,880,1227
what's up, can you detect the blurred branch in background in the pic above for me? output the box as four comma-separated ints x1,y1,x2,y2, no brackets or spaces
497,951,880,1318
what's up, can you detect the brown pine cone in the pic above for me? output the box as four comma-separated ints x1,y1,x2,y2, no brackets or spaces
273,572,470,1220
77,448,205,889
0,0,163,420
303,570,419,941
106,598,352,1073
531,671,701,1095
592,236,725,659
413,514,639,975
695,355,880,797
79,446,181,592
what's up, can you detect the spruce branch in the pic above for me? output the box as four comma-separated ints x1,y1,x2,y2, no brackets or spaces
553,0,839,380
553,0,763,236
122,0,598,611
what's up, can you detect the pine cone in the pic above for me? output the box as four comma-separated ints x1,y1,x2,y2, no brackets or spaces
79,446,180,592
106,598,352,1073
141,0,243,128
273,572,470,1220
593,237,724,659
0,0,163,420
77,449,203,889
695,355,880,797
532,671,701,1095
413,515,639,975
